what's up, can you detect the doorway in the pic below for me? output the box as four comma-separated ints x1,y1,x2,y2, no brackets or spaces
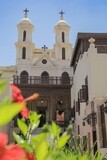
38,109,46,127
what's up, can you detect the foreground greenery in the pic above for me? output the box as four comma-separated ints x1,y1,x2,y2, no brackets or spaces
0,79,105,160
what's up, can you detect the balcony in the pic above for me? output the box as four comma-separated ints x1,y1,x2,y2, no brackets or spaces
13,75,73,86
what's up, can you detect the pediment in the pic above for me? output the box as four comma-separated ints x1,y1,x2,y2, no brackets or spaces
32,54,56,66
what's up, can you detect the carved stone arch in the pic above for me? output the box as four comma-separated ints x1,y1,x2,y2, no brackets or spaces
61,72,70,84
41,71,49,84
20,70,29,84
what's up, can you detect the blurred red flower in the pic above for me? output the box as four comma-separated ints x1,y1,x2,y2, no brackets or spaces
0,132,35,160
10,83,39,119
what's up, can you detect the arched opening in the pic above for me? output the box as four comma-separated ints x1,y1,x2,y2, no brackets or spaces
23,31,26,41
20,71,29,84
41,71,49,84
62,32,65,42
62,48,65,60
22,47,26,59
61,72,70,84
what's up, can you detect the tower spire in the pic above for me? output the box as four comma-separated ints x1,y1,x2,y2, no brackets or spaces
59,10,65,20
23,8,29,18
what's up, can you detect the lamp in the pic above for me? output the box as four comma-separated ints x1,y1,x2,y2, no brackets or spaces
41,100,44,104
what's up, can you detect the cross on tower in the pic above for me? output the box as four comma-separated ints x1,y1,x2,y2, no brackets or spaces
42,45,48,51
59,10,65,20
23,8,29,18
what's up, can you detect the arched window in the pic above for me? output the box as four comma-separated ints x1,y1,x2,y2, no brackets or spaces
41,71,49,84
22,47,26,59
23,31,26,41
62,32,65,42
61,72,70,84
20,71,29,84
62,48,65,60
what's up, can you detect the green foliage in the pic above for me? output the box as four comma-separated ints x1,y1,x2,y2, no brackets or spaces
17,118,28,136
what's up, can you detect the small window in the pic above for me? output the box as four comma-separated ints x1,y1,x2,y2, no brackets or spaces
62,48,65,60
62,32,65,42
42,59,47,64
23,31,26,41
22,47,26,59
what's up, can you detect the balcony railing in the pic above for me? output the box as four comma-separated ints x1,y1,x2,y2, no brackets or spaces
13,75,73,85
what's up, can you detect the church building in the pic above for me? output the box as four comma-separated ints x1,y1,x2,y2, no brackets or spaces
13,9,73,129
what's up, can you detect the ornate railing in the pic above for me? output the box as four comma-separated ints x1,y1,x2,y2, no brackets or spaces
13,75,73,85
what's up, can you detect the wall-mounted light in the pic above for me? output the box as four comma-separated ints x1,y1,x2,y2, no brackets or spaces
71,117,75,123
41,100,44,104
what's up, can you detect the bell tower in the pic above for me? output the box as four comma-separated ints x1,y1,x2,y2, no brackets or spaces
15,9,35,65
54,11,72,64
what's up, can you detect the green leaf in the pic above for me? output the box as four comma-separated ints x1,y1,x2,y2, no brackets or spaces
31,133,46,147
21,141,33,153
50,121,61,138
13,132,25,144
29,111,41,130
0,80,7,95
36,140,48,160
57,134,70,149
0,102,24,126
17,118,28,136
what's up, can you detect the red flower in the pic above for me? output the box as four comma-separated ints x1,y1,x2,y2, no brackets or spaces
20,106,29,119
10,84,39,119
28,152,35,160
0,132,35,160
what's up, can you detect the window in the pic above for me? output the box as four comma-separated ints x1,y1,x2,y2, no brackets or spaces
78,125,80,135
42,59,47,64
79,85,88,102
79,76,89,102
61,72,70,84
62,48,65,60
41,71,49,84
22,47,26,59
20,70,28,84
62,32,65,42
23,31,26,41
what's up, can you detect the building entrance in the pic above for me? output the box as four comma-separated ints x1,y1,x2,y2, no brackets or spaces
38,109,46,127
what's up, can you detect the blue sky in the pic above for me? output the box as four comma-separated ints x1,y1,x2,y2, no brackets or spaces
0,0,107,66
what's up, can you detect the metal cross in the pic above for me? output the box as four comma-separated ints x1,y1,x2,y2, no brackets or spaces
59,10,65,20
23,8,29,18
42,45,48,51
